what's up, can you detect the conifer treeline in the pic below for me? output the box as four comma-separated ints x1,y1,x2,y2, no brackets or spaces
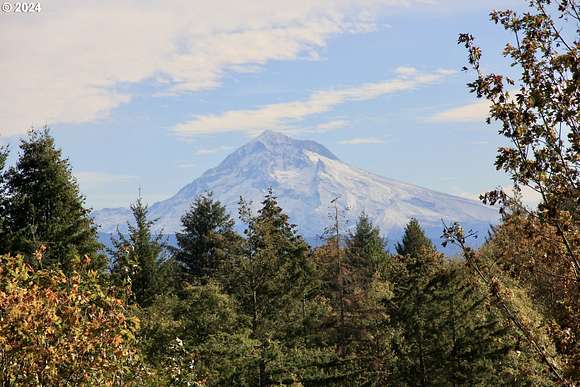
0,127,570,385
117,185,553,385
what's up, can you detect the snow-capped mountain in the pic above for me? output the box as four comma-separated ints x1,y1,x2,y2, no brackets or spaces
94,131,499,246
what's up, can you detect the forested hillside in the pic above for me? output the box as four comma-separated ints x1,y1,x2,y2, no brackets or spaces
0,0,577,385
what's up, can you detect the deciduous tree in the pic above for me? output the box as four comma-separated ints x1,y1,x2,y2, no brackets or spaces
0,250,141,385
453,0,579,381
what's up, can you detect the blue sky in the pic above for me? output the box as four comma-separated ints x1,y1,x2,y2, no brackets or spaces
0,0,532,209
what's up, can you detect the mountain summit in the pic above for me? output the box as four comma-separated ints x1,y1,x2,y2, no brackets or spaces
94,131,498,245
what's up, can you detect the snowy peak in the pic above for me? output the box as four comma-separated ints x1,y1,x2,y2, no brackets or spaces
252,130,339,161
255,129,293,145
201,130,338,183
93,132,499,248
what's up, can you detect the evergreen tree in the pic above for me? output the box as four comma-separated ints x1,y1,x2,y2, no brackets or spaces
310,210,397,384
344,213,391,344
328,212,390,347
390,225,447,385
111,197,163,307
395,218,435,258
0,145,7,184
2,127,102,271
0,146,9,252
138,281,250,385
221,189,312,386
387,243,549,385
176,192,238,280
0,146,6,171
346,211,388,282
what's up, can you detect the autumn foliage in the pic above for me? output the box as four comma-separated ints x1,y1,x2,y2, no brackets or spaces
0,248,140,385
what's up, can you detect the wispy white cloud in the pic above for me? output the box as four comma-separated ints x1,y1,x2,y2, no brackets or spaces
173,69,455,137
194,145,234,156
394,66,418,77
313,120,350,132
0,0,432,137
284,119,350,135
429,100,490,123
339,137,385,145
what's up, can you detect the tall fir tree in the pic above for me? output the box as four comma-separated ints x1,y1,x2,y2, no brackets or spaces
346,211,388,283
395,218,435,258
339,212,395,383
388,254,551,385
387,220,551,385
306,209,397,384
221,189,312,386
110,197,163,307
0,145,7,186
0,146,9,252
322,211,390,350
2,127,102,271
175,192,239,281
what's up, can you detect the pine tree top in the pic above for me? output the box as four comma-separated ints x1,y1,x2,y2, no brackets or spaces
395,218,435,258
3,127,102,271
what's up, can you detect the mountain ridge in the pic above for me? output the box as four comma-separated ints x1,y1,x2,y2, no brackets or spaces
93,131,499,246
